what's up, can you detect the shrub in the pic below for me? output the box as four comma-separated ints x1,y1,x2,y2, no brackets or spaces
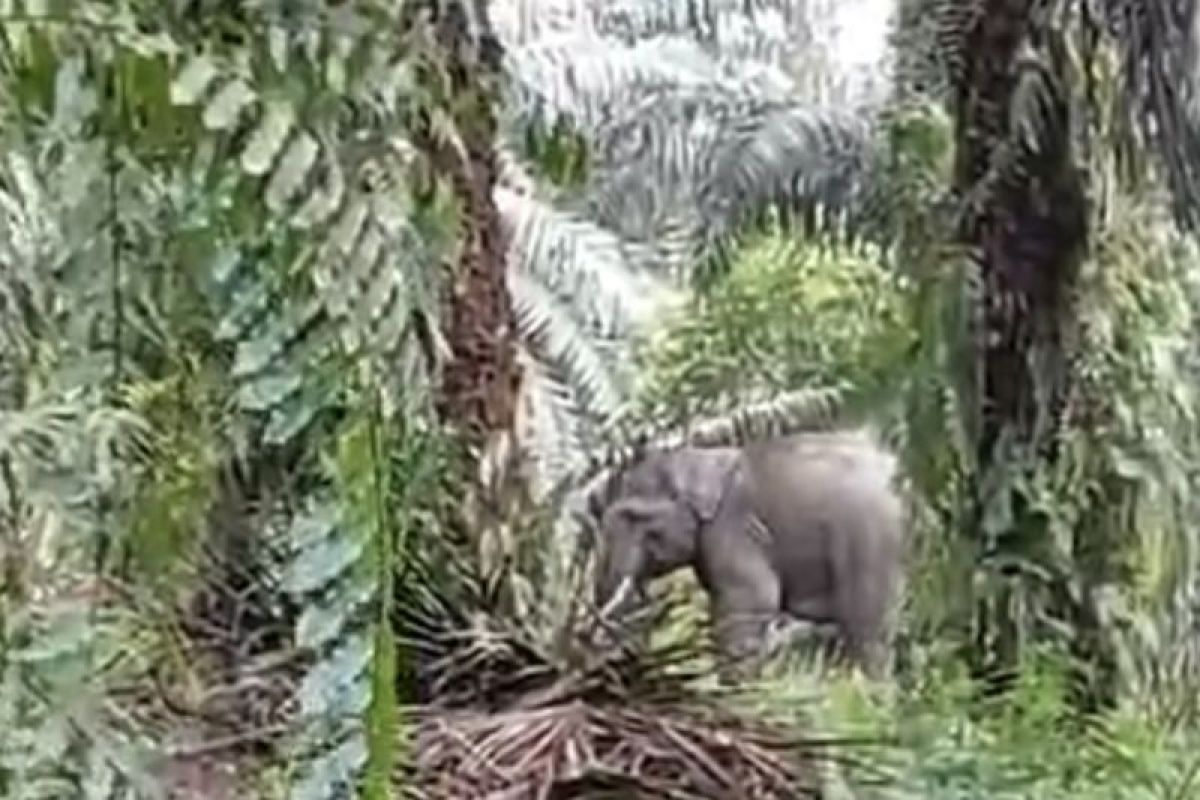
634,233,914,425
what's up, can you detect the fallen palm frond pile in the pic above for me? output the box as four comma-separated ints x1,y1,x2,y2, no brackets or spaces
100,532,306,799
68,452,883,799
410,699,824,799
393,549,845,800
91,466,310,800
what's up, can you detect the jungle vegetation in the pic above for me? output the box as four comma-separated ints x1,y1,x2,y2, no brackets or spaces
2,1,1200,798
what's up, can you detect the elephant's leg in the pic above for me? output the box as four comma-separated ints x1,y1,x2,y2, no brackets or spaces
835,530,899,680
844,626,890,679
708,574,781,682
696,470,783,681
835,591,887,679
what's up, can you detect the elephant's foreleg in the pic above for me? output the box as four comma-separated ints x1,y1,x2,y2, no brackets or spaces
709,575,781,681
712,606,774,682
713,606,772,657
698,474,783,681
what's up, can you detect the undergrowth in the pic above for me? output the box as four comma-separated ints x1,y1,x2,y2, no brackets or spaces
627,208,1200,799
735,646,1200,799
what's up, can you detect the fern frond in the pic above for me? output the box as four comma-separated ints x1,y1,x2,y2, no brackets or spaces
282,491,382,799
168,11,446,432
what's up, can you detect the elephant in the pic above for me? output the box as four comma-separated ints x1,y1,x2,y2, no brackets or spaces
584,430,906,679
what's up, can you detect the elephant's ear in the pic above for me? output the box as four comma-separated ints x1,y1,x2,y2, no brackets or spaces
662,449,739,521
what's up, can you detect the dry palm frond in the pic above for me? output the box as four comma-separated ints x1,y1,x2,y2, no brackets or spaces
393,533,850,799
396,547,710,710
99,471,308,797
407,700,824,799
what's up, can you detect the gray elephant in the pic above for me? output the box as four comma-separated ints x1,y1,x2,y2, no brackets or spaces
584,430,906,679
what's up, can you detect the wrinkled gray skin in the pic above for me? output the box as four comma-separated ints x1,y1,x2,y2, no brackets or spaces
587,431,905,679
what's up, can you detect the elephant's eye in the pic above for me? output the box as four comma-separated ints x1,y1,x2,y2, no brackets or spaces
621,507,649,524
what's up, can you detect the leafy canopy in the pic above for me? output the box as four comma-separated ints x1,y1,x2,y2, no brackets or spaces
634,231,914,426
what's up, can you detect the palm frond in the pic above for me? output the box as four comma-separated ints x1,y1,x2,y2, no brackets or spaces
1,587,164,799
574,90,877,274
510,271,626,421
409,701,825,799
391,514,838,799
696,103,874,243
498,185,670,336
499,181,682,491
515,353,592,500
503,33,722,131
490,0,600,47
674,386,849,448
497,0,886,277
1099,0,1200,229
488,0,896,500
493,0,827,51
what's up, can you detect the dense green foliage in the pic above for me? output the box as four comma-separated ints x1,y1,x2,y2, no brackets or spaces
638,207,1200,790
0,4,427,795
635,234,913,424
632,215,1200,794
620,18,1200,788
743,649,1200,799
4,1,1200,798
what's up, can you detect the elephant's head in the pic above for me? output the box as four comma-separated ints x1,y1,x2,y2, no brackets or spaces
591,447,739,619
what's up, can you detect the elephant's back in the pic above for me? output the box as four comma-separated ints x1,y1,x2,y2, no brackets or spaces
742,430,898,496
739,430,904,545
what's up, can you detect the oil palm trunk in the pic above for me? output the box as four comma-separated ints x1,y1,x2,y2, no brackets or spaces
407,0,527,590
952,0,1088,683
421,0,520,450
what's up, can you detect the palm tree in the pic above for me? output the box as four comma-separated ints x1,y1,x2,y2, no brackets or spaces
490,0,895,497
921,0,1200,697
945,0,1089,682
0,3,889,796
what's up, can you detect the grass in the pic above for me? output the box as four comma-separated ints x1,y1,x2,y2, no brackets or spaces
724,643,1200,800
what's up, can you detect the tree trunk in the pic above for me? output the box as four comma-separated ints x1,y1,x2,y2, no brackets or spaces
952,1,1087,682
410,0,524,577
420,0,520,454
